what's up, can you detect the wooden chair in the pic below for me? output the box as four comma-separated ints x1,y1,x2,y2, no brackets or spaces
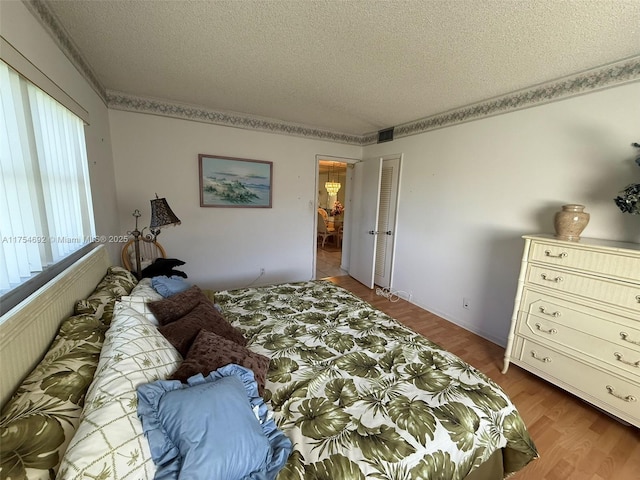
317,212,337,248
317,208,330,223
121,237,167,273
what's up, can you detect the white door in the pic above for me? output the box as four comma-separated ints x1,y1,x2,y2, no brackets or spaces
374,157,400,288
348,158,382,288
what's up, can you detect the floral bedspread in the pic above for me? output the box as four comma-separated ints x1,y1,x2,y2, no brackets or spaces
215,281,537,480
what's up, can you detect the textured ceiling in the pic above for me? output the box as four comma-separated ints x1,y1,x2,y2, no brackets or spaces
43,0,640,136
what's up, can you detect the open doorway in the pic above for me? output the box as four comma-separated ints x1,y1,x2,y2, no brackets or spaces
316,159,348,279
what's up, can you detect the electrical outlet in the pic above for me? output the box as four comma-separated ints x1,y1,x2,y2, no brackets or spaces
260,268,265,275
463,297,470,310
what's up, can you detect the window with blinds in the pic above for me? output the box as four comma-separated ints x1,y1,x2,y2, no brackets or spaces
0,60,95,299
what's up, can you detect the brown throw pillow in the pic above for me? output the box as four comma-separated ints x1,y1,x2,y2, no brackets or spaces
171,330,270,395
158,301,246,356
148,286,210,325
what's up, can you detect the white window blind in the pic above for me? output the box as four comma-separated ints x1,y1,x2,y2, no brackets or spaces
0,60,95,294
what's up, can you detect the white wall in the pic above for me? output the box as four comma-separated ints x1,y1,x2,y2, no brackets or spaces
363,82,640,345
108,110,361,289
1,1,120,262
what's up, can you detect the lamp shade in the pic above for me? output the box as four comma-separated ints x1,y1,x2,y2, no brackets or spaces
149,197,181,230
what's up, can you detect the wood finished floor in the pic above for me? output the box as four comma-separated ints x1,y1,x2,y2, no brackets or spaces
325,275,640,480
315,244,346,279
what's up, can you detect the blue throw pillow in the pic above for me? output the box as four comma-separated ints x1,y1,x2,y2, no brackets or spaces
137,364,292,480
151,275,191,297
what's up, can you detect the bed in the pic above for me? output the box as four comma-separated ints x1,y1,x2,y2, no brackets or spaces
0,246,537,480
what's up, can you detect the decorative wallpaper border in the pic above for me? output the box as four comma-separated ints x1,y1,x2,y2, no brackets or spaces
393,57,640,140
106,91,371,145
25,0,107,102
28,0,640,146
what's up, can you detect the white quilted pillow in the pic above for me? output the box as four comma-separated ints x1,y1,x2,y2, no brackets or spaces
129,278,163,300
117,296,159,326
117,279,164,326
58,303,182,480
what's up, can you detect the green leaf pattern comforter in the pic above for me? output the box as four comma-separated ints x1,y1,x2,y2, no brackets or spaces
215,281,537,480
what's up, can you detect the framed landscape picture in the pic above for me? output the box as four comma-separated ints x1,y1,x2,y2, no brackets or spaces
198,154,273,208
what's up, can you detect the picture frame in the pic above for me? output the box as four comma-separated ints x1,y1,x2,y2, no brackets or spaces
198,154,273,208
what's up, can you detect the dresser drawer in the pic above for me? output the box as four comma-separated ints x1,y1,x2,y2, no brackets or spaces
516,312,640,378
526,265,640,313
529,240,640,283
513,338,640,425
519,288,640,349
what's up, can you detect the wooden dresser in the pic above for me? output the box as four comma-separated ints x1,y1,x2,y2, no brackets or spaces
503,234,640,427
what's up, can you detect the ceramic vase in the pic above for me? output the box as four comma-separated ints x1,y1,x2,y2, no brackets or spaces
554,204,590,241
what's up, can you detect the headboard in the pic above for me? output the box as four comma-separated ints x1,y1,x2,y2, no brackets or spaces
0,245,111,407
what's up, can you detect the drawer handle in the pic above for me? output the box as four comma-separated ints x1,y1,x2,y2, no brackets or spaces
636,295,640,303
544,250,568,259
535,323,558,335
539,306,561,317
606,385,637,403
620,332,640,346
614,352,640,368
530,350,552,363
540,273,563,283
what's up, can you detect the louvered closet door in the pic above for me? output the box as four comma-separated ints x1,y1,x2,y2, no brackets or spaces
374,157,400,288
348,156,401,289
